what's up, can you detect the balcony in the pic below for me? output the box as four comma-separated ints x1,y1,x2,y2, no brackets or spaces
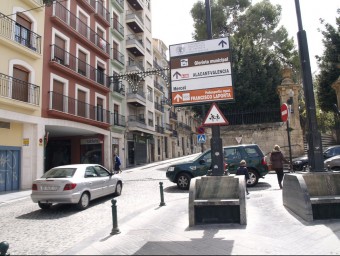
0,73,40,106
126,0,144,11
111,77,125,96
111,0,124,13
154,81,164,93
111,17,124,39
126,59,144,73
161,96,171,106
126,88,146,107
81,0,110,25
111,48,125,67
128,115,147,130
165,123,172,134
111,112,126,127
171,130,178,138
52,1,110,56
125,10,144,33
169,111,177,121
155,124,164,134
126,34,144,57
50,45,110,89
48,91,110,125
23,0,44,10
154,102,164,113
0,13,42,55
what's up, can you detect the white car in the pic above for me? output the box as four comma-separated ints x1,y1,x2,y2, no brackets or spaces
31,164,123,210
324,155,340,171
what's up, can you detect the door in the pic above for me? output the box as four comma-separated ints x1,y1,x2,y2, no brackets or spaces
194,150,212,177
0,147,20,192
84,166,105,199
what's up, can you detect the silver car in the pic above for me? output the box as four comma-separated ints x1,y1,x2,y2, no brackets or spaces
324,155,340,171
31,164,123,210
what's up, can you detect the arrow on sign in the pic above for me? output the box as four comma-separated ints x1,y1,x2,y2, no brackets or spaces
218,40,228,48
173,71,181,79
174,94,182,102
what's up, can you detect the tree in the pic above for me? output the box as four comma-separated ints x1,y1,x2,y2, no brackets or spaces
190,0,299,117
316,10,340,113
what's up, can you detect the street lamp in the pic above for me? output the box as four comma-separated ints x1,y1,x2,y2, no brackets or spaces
287,89,294,171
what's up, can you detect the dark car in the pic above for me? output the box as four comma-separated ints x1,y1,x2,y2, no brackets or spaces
292,145,340,171
166,144,269,190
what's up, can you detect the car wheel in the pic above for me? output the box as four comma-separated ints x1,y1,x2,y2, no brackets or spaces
177,173,191,190
38,202,52,210
114,182,122,196
76,192,90,210
247,169,259,187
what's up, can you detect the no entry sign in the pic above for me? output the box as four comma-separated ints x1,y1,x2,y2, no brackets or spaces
281,103,289,122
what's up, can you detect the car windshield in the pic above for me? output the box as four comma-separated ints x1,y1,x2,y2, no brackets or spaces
192,150,211,162
42,168,77,178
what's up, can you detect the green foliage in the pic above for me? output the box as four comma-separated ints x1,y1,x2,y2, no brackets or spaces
190,0,300,117
315,11,340,113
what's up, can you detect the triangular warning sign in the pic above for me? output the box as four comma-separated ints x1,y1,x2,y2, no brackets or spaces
202,103,229,126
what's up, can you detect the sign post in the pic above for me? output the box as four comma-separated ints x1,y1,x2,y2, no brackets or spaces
281,103,293,170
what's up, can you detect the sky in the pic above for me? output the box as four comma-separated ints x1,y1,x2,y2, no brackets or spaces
151,0,339,74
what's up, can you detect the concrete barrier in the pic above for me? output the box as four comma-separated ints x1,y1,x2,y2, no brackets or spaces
282,172,340,222
189,176,247,226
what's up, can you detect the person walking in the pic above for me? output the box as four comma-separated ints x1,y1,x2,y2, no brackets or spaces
113,153,122,174
270,145,289,189
236,159,250,195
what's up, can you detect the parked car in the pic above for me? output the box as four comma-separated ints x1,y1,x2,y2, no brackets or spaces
292,145,340,171
166,144,269,190
31,164,123,210
324,155,340,171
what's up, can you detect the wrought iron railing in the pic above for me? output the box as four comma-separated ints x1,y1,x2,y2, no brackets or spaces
0,73,40,105
154,102,164,112
0,12,42,54
170,111,177,120
111,17,124,36
53,1,110,54
111,112,126,127
48,91,110,124
51,45,110,88
155,125,164,134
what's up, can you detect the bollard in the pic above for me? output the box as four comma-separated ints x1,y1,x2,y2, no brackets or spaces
0,241,9,256
110,199,121,235
159,182,166,206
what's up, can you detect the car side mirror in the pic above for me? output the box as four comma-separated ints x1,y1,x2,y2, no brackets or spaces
199,159,206,165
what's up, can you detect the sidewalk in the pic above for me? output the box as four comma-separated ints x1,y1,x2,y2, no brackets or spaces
64,180,340,255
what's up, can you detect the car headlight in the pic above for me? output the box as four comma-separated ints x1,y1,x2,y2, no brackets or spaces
167,167,175,172
293,160,302,165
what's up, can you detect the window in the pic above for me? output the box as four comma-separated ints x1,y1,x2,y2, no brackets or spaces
15,13,32,48
97,63,105,85
145,16,151,31
147,86,153,102
12,66,29,102
112,41,119,61
77,90,86,117
78,50,87,76
224,148,242,161
78,12,88,38
146,38,151,53
114,104,119,125
54,35,66,64
97,97,104,122
52,79,64,111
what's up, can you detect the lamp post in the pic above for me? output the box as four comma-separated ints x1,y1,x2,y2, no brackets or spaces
287,89,294,171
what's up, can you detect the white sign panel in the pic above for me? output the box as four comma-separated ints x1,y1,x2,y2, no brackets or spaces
172,75,232,92
172,62,231,81
170,37,229,57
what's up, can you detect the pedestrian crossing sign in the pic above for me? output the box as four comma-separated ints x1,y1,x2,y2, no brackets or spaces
197,134,206,143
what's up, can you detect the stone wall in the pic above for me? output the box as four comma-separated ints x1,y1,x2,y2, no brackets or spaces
205,121,305,161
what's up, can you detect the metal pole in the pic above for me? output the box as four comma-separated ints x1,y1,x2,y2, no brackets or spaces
294,0,324,172
159,182,166,206
205,0,224,176
287,119,293,171
110,199,120,235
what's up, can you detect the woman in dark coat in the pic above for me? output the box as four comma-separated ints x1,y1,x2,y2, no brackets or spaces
270,145,289,189
236,160,250,195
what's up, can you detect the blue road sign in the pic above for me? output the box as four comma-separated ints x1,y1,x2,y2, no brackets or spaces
197,134,206,143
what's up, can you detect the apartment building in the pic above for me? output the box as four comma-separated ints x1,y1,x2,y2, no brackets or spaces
0,0,202,193
41,0,112,175
0,0,45,192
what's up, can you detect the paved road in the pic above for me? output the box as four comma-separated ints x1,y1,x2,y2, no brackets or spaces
1,155,340,255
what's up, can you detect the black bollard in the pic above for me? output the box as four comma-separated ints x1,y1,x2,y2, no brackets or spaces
159,182,166,206
110,199,121,235
0,241,9,256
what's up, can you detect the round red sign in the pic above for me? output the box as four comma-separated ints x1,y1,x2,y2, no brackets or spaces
281,103,289,122
197,126,205,134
